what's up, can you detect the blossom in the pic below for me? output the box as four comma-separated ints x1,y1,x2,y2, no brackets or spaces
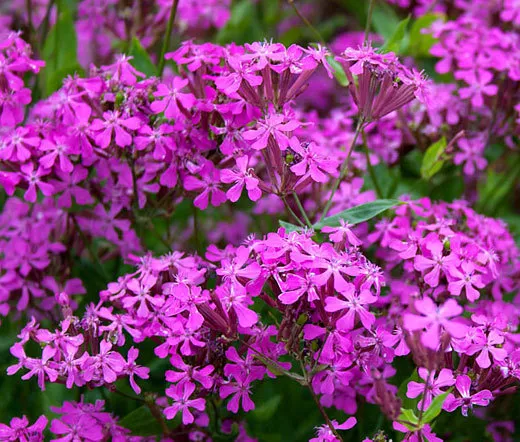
444,375,493,416
403,297,467,349
164,382,206,424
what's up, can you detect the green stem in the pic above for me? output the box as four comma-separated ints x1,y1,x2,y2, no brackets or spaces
70,215,111,283
282,196,306,227
292,192,313,228
364,0,376,44
287,0,325,44
192,205,201,253
362,130,383,198
157,0,180,76
300,359,344,442
320,118,365,221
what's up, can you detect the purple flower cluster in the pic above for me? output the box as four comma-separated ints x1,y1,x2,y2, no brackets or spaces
0,0,519,440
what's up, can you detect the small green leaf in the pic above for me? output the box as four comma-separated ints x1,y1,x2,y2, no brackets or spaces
41,0,80,95
128,37,156,77
279,220,302,233
119,406,159,436
380,15,411,54
326,55,349,87
251,395,282,421
314,199,402,229
421,137,447,180
408,13,444,57
397,369,421,410
398,408,420,431
371,2,401,40
422,391,451,424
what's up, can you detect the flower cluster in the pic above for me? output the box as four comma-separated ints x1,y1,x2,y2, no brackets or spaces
0,0,519,440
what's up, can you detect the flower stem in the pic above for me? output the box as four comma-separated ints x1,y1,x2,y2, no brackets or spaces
282,195,306,228
320,118,365,221
362,130,383,198
292,192,313,228
287,0,325,44
364,0,376,44
157,0,180,77
300,359,343,441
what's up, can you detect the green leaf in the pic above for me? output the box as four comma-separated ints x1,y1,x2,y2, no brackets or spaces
216,0,263,44
251,395,282,421
279,220,303,232
371,2,401,40
119,405,181,436
422,391,450,424
325,55,349,87
420,137,447,180
408,13,444,57
128,37,156,77
118,406,158,436
397,369,421,410
41,0,80,95
380,15,410,54
314,199,402,229
398,408,419,431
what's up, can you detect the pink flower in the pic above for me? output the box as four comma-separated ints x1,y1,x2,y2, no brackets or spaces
90,110,142,148
164,382,206,424
457,69,498,108
406,368,455,409
220,156,261,202
322,219,362,246
242,112,300,151
325,283,377,330
151,77,196,119
444,375,493,416
448,261,485,302
220,373,255,413
403,297,467,349
467,329,507,369
414,235,458,287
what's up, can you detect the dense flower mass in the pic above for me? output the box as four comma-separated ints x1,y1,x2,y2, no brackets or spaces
0,0,519,441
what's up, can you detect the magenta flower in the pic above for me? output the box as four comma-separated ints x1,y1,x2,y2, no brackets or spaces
151,77,196,119
322,219,362,246
453,136,488,176
164,382,206,424
448,261,485,302
122,347,150,395
456,69,498,108
406,368,455,409
0,415,47,441
220,156,261,202
21,346,58,390
444,375,493,416
20,163,54,203
220,373,255,413
414,235,458,287
242,111,300,151
288,137,338,185
83,340,125,384
184,163,227,210
467,329,507,369
403,297,468,349
90,110,142,148
325,283,377,330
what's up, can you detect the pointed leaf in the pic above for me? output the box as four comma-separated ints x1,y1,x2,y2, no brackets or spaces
314,199,402,229
421,391,451,424
326,55,349,87
279,220,303,233
380,15,411,54
128,37,156,76
421,137,447,180
398,408,420,431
